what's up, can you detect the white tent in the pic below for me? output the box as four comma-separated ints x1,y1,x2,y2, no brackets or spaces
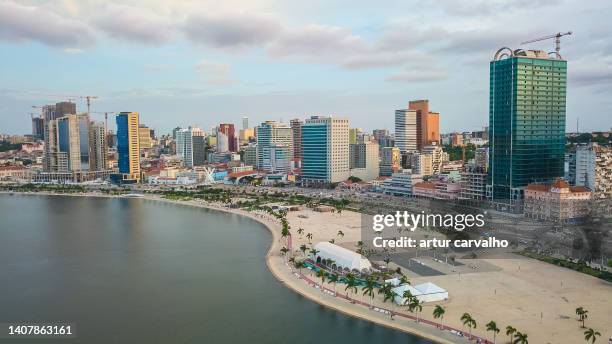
392,282,448,304
313,242,372,272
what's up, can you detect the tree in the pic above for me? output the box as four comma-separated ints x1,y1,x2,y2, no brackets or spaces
460,313,477,340
399,275,410,286
433,305,446,328
294,260,305,274
309,248,319,260
327,273,339,295
408,298,423,322
297,227,304,236
486,321,500,344
306,233,313,243
576,307,589,328
316,269,326,289
337,230,344,238
362,277,376,308
280,247,289,261
506,326,517,344
299,244,308,256
345,274,358,301
513,331,528,344
584,328,601,343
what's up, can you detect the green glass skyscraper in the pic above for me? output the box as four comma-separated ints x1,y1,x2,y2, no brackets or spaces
488,48,567,204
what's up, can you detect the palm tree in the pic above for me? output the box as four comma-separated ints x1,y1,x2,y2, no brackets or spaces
486,321,500,344
306,233,313,243
399,275,410,286
460,313,477,340
513,331,528,344
576,307,589,328
327,273,339,295
329,239,335,244
294,260,305,275
309,248,319,261
297,227,304,237
584,328,601,343
337,230,344,238
433,305,446,329
345,274,358,301
384,257,391,269
316,269,326,290
362,277,376,308
506,326,517,344
408,298,423,322
299,244,308,256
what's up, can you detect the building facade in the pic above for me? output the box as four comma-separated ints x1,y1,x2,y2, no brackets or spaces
290,119,303,159
116,112,141,182
256,121,293,173
523,179,591,223
301,116,349,184
489,48,567,204
394,109,417,153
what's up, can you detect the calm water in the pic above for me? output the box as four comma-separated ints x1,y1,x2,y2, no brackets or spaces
0,195,430,343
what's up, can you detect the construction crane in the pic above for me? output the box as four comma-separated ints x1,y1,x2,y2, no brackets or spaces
521,31,572,58
90,111,118,134
32,94,99,114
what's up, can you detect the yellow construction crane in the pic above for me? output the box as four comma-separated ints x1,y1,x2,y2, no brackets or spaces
521,31,572,58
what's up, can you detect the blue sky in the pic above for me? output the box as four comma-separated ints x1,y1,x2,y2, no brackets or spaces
1,0,611,135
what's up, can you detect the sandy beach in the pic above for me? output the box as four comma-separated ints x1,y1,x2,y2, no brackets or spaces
6,191,611,344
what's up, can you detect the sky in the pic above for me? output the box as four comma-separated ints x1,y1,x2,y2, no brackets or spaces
0,0,611,135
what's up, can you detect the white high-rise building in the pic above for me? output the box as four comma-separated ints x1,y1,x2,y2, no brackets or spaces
256,121,293,173
421,143,445,175
176,127,204,168
89,120,107,171
395,109,417,153
349,141,379,181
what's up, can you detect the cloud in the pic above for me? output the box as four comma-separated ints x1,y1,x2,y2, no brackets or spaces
194,59,235,85
183,12,282,49
569,55,612,87
0,1,95,48
386,68,449,82
91,4,174,44
268,25,366,59
427,0,561,16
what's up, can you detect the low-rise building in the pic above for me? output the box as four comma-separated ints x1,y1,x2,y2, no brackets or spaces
523,179,592,223
380,170,422,197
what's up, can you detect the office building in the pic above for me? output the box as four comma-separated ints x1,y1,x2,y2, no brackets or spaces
44,114,90,172
460,167,488,201
489,48,567,204
381,170,422,197
566,143,612,199
55,101,77,118
218,123,236,152
411,153,434,177
256,121,293,173
243,144,257,167
242,116,249,130
409,100,440,149
176,127,204,168
301,116,349,184
192,135,207,166
116,112,141,182
31,116,44,140
379,147,401,177
290,119,303,159
421,143,445,175
394,109,417,153
138,125,153,149
349,140,379,181
89,120,107,171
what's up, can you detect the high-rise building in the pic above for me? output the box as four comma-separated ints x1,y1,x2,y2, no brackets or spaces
290,119,303,159
379,147,401,177
55,101,77,118
218,123,236,152
488,48,567,204
43,114,91,172
192,135,207,166
394,109,417,153
421,143,445,175
566,143,611,199
256,121,293,173
243,144,257,167
474,147,489,171
242,116,249,130
301,116,349,184
41,104,56,122
89,120,107,171
177,127,204,168
409,100,440,149
349,128,361,145
138,125,153,149
349,141,379,181
32,116,44,140
411,153,434,177
116,112,141,182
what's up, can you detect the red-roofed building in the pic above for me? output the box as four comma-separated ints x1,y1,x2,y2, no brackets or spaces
524,179,592,223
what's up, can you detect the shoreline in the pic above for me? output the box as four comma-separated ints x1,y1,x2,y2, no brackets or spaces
2,191,466,344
